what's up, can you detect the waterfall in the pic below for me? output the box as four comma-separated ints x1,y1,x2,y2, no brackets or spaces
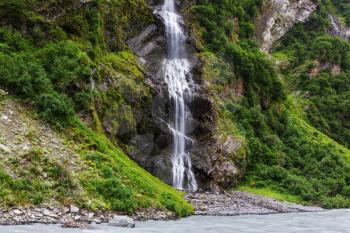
329,15,350,40
158,0,197,191
330,15,341,36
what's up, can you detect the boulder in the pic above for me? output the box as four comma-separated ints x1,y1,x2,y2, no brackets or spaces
108,215,135,228
69,205,79,213
12,209,23,215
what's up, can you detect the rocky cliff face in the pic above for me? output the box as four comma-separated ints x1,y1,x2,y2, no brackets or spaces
123,0,245,191
257,0,317,51
103,0,322,192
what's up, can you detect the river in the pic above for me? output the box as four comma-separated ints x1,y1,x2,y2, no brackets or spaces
1,209,348,233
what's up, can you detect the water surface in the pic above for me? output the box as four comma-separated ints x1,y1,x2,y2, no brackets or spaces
1,209,349,233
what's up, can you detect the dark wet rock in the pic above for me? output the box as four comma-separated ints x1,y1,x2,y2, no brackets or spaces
124,0,244,192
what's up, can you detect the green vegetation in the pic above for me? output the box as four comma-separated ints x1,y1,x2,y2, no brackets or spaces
273,2,350,149
0,97,192,216
190,0,350,208
0,146,77,206
239,185,305,204
73,121,193,216
0,0,192,216
1,0,350,213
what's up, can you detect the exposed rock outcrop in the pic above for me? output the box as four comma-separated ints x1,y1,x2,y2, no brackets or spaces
309,60,342,77
257,0,317,51
191,136,246,192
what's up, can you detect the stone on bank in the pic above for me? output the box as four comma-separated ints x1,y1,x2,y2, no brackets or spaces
108,215,135,228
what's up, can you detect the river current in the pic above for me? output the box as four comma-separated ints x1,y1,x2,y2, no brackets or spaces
1,209,349,233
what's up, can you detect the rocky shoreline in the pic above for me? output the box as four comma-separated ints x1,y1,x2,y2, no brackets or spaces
186,191,323,215
0,191,324,228
0,204,175,227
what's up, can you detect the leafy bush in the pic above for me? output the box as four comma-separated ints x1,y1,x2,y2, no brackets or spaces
37,41,92,91
36,93,75,125
0,52,51,98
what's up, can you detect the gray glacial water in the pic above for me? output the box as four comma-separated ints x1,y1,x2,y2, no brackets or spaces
1,209,349,233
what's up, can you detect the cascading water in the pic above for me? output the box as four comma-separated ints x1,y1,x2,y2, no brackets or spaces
329,15,350,39
157,0,197,191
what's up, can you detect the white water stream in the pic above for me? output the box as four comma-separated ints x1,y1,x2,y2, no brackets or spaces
329,15,350,39
158,0,197,190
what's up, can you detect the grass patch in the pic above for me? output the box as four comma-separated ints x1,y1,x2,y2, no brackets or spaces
68,120,193,216
238,185,306,204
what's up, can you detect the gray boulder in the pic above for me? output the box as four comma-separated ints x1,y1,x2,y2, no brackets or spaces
108,215,135,228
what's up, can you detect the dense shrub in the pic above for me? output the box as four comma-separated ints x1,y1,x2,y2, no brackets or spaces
0,27,93,126
36,93,75,125
37,41,92,91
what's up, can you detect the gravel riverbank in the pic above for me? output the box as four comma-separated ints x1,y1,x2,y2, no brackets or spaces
0,204,175,227
0,191,323,227
186,191,323,215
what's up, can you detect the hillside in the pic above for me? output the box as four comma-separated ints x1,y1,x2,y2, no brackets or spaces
0,91,192,217
0,0,350,216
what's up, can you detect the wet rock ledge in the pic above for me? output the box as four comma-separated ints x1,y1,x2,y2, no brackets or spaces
186,191,323,216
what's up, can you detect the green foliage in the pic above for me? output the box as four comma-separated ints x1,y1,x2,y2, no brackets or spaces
310,36,350,69
0,52,52,98
191,0,285,108
0,27,94,126
228,99,350,208
274,1,350,148
36,93,75,126
37,41,92,91
74,123,193,216
193,0,350,208
0,147,77,206
190,0,263,51
332,0,350,26
225,44,285,107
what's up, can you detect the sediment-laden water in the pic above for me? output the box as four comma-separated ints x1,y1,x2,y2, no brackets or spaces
1,209,349,233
